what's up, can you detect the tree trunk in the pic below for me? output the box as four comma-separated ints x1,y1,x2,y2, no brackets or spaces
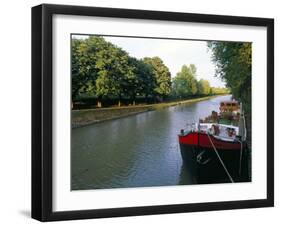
118,94,122,107
132,94,136,106
97,96,102,108
72,88,80,102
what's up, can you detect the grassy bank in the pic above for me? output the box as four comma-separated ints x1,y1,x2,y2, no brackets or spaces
72,95,223,128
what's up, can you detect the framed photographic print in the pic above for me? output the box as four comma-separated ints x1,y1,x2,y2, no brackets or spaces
32,4,274,221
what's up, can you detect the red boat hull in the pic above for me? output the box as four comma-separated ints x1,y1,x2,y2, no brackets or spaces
179,131,241,150
178,132,249,184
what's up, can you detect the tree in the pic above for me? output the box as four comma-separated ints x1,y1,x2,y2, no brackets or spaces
127,58,156,104
197,79,211,95
143,57,171,100
172,74,189,98
172,64,198,97
71,37,100,100
95,42,134,107
210,87,230,95
207,41,252,112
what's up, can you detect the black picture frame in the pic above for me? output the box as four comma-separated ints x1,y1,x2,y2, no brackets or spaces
32,3,274,222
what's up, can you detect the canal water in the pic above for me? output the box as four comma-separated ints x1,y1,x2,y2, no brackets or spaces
71,95,232,190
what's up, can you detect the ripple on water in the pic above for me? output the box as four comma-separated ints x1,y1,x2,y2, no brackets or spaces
71,95,232,190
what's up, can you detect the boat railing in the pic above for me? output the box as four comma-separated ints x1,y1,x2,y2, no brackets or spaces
185,122,198,132
238,102,247,141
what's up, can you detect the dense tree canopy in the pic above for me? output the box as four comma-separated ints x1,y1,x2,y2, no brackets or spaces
210,87,230,95
207,41,252,111
143,57,172,98
72,38,99,99
72,37,170,105
72,35,230,108
172,64,198,97
95,43,134,106
197,79,211,95
129,58,156,102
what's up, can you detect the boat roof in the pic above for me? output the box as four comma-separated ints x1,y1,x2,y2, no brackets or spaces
220,100,238,104
200,122,238,129
199,123,239,142
220,101,238,104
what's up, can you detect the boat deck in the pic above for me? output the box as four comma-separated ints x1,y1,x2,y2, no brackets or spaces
199,123,239,142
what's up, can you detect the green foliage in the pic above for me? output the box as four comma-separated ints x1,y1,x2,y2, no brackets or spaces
210,87,230,95
71,36,170,105
172,64,228,98
129,58,156,100
71,35,231,108
197,79,211,95
143,57,172,98
172,64,198,97
72,38,99,99
207,41,252,111
94,42,134,100
72,36,135,103
172,74,189,98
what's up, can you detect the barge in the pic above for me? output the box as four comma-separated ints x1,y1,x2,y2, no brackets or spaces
178,100,249,184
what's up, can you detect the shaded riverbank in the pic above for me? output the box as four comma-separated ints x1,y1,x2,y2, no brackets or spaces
71,95,234,190
72,95,223,128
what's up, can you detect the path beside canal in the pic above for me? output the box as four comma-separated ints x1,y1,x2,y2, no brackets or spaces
72,95,234,189
72,95,223,128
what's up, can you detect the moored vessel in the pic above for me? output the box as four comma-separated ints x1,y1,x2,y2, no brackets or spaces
178,100,249,184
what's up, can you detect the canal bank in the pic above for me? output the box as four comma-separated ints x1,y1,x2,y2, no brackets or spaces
71,95,235,190
72,95,223,128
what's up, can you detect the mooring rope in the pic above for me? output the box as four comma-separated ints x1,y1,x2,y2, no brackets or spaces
243,113,247,141
206,132,234,183
237,140,243,176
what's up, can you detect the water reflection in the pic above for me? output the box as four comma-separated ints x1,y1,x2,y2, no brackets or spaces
71,95,232,190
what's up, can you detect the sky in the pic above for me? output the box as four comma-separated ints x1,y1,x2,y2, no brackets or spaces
73,35,226,88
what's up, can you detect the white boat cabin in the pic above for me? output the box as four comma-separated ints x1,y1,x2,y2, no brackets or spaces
199,123,239,142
